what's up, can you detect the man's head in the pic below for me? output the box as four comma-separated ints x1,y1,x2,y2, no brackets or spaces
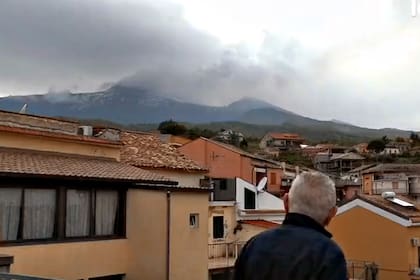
284,171,337,226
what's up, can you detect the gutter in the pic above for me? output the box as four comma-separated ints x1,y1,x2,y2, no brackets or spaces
166,191,171,280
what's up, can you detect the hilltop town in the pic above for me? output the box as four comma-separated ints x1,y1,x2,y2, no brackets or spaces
1,108,420,280
0,1,419,279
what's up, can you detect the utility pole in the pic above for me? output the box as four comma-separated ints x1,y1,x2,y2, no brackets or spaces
413,0,418,17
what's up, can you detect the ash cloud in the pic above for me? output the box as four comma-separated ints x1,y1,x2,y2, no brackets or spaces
1,0,420,130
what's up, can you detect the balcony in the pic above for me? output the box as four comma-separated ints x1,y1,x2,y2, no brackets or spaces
347,260,378,280
208,242,245,270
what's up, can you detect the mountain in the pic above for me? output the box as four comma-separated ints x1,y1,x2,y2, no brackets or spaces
0,85,413,142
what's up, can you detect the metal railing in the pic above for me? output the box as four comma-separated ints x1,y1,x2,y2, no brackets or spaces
208,242,245,269
347,260,378,280
0,273,60,280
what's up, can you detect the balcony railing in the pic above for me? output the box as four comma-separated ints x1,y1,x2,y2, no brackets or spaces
0,273,60,280
208,242,245,270
347,260,378,280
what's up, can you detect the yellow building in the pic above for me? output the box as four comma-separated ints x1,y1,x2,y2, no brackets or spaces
329,194,420,280
0,110,209,280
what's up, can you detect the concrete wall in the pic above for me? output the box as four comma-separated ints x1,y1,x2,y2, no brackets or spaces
237,224,269,243
179,139,248,182
169,192,208,280
373,180,408,194
1,240,128,279
329,207,415,280
0,130,120,160
126,189,168,280
127,189,209,280
151,170,205,187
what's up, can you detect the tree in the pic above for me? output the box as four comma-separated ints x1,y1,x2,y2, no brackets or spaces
367,139,386,154
158,120,187,135
381,135,390,145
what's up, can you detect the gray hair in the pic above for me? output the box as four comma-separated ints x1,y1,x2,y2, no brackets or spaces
288,171,336,224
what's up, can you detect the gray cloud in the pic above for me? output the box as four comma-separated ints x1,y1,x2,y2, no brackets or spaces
0,0,221,93
1,0,420,130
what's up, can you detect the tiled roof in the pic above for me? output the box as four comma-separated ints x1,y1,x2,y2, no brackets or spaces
121,131,207,172
241,220,281,229
0,148,174,184
268,133,304,141
353,194,420,222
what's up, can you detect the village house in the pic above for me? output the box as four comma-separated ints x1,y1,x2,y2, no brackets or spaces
330,193,420,280
361,164,420,203
179,137,285,196
207,177,285,279
178,137,287,279
0,110,209,280
259,132,304,154
313,147,365,176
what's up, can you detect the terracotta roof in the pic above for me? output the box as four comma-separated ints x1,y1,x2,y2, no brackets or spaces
0,148,174,184
268,133,304,141
353,194,420,222
120,131,207,172
241,220,280,229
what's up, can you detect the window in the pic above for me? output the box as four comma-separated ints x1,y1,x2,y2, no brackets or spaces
66,189,91,237
0,186,125,244
23,189,56,239
213,216,224,239
189,213,199,228
244,188,256,209
270,172,277,185
66,189,121,238
0,188,22,241
219,180,227,190
0,188,56,241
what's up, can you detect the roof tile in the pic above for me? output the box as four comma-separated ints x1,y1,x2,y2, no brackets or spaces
121,131,207,172
0,148,172,183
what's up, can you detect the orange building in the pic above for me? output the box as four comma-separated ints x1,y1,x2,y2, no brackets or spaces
329,194,420,280
179,137,283,195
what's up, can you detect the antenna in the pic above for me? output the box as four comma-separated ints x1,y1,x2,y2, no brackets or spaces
256,177,267,192
19,104,28,114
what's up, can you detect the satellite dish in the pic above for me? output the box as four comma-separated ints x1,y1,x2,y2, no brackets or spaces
19,104,28,114
256,177,267,192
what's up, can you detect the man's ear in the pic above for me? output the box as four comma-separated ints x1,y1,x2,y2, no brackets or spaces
284,193,289,214
324,206,337,226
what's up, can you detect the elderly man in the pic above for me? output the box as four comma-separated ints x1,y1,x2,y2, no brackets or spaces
234,172,347,280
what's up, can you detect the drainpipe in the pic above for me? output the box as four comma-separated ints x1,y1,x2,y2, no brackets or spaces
166,191,171,280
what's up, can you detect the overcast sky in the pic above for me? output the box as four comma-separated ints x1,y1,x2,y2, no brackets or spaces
0,0,419,129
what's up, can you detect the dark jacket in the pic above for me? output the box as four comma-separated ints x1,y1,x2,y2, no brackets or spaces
234,213,347,280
